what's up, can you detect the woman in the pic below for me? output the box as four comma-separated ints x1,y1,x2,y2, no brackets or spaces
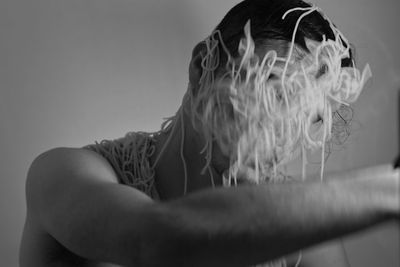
20,0,399,266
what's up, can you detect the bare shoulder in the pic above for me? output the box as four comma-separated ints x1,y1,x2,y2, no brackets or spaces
28,146,120,184
26,147,118,209
22,146,155,266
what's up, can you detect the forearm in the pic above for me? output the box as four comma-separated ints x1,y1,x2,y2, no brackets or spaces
146,166,398,267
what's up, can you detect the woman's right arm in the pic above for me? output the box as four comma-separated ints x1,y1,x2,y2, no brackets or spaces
26,147,399,267
25,147,158,266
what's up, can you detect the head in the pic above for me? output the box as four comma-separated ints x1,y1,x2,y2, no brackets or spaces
183,0,371,183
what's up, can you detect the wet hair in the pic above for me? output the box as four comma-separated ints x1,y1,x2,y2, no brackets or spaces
204,0,357,161
183,0,372,184
213,0,353,69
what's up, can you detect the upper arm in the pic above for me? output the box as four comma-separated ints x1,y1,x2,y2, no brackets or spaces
25,147,156,265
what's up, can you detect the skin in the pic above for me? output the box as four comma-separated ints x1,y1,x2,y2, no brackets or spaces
19,38,399,267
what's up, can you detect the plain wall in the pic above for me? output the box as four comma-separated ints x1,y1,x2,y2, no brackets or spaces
0,0,399,266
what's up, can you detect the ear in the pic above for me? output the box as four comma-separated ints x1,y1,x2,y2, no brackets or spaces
189,42,207,89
